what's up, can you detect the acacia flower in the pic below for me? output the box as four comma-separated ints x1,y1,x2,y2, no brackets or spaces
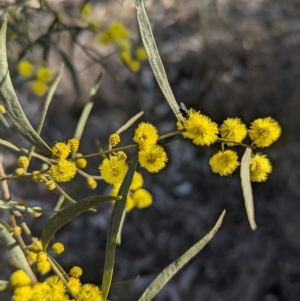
250,153,272,182
133,122,158,148
132,189,153,209
76,153,87,168
36,252,51,275
135,46,147,61
52,142,71,159
52,242,64,254
116,151,127,161
36,67,53,83
10,270,31,287
50,159,77,182
70,266,83,278
248,117,282,147
220,117,247,145
17,156,29,168
68,277,81,294
45,180,56,190
17,60,34,77
99,156,128,185
31,80,48,96
138,144,168,173
68,138,79,152
42,276,66,299
109,133,121,147
76,283,103,301
108,21,129,41
87,177,97,190
130,171,144,191
80,3,92,17
178,109,218,146
209,150,240,176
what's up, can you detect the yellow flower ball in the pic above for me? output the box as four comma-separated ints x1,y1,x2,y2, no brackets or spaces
68,138,80,152
138,144,168,173
178,109,219,146
86,177,97,190
135,46,147,61
133,122,159,148
220,117,247,145
209,150,240,176
36,67,53,83
10,270,31,287
52,142,71,159
31,80,48,96
250,153,272,182
50,160,77,183
109,133,121,147
17,60,34,77
132,188,153,209
99,156,128,185
130,172,144,191
248,117,282,148
69,266,83,278
52,242,65,254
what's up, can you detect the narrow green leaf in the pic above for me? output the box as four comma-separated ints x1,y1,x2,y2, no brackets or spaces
73,72,104,141
116,111,144,135
0,19,52,155
134,0,185,125
137,210,226,301
240,148,256,230
0,280,9,292
41,195,120,250
0,223,37,282
111,275,140,288
59,50,80,96
101,155,138,300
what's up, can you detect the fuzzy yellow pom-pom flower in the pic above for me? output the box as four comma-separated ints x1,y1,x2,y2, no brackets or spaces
50,160,77,182
135,46,147,61
15,168,25,176
138,144,168,173
10,270,31,287
178,109,218,146
52,142,71,159
248,117,282,148
220,117,247,145
12,286,33,301
31,80,48,96
32,171,43,183
130,172,144,191
76,283,103,301
45,180,56,190
116,151,127,161
36,67,53,83
133,122,159,148
132,188,153,209
68,277,82,295
99,156,128,185
18,156,29,168
52,242,65,254
108,21,129,41
209,150,240,176
86,177,97,190
250,153,272,182
76,153,87,168
128,59,141,72
17,60,34,77
70,266,83,278
68,138,79,152
37,259,51,275
42,276,66,298
99,31,112,44
109,133,121,147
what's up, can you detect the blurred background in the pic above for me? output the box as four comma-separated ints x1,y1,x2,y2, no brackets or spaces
1,0,300,300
